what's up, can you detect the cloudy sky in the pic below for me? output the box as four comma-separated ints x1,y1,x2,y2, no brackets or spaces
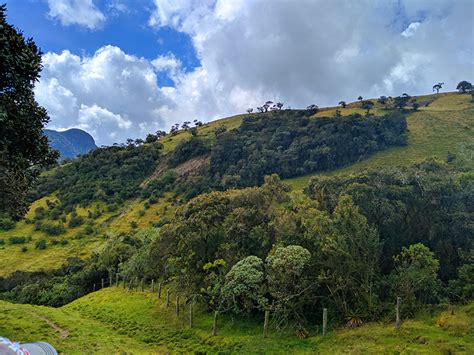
6,0,474,145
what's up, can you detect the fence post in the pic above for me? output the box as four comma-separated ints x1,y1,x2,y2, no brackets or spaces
176,295,180,316
323,308,328,336
166,289,170,307
101,278,104,289
212,311,218,336
157,282,162,299
396,297,401,330
151,279,154,293
189,299,194,328
263,310,270,338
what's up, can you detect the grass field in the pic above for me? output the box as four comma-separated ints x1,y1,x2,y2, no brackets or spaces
285,92,474,189
1,287,472,353
0,92,472,277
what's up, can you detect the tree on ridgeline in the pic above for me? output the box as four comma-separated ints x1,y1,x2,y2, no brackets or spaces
432,82,444,94
0,4,58,221
338,101,347,108
456,80,473,93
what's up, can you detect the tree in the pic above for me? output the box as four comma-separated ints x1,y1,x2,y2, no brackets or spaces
257,106,264,113
432,82,444,94
155,130,167,139
306,104,319,115
377,96,387,107
222,256,267,314
390,243,440,315
181,121,191,130
393,95,410,110
319,195,381,321
266,245,312,331
456,80,473,93
145,134,158,143
276,102,284,110
246,108,253,114
338,101,346,108
362,100,374,115
0,4,58,220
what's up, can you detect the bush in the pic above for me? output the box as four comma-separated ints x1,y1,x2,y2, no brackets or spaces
21,246,28,252
168,137,209,167
0,216,16,231
9,236,26,244
35,239,47,250
68,215,84,228
41,222,66,236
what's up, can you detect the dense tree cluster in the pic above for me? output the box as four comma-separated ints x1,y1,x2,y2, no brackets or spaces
29,143,162,207
210,111,407,187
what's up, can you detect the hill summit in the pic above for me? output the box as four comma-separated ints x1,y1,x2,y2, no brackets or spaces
44,128,97,159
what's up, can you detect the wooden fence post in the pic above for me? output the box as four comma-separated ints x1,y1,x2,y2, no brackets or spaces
189,299,194,328
212,311,218,336
157,282,162,299
323,308,328,336
166,289,170,307
176,295,180,316
396,297,401,330
263,310,270,338
151,279,154,293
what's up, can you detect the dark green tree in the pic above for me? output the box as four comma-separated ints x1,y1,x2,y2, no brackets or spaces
456,80,472,93
0,4,58,220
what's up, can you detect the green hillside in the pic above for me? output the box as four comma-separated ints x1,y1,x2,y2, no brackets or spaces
0,92,472,277
1,286,472,354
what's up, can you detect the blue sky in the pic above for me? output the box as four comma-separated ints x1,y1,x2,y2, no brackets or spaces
6,0,199,87
4,0,473,145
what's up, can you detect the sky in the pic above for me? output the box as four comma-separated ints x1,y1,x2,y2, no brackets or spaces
5,0,474,145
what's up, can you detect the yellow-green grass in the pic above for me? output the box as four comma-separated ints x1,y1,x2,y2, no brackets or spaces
1,287,472,353
0,198,112,277
160,113,246,154
286,93,474,190
107,192,176,233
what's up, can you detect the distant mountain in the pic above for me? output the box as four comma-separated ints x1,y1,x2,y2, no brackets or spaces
44,128,97,159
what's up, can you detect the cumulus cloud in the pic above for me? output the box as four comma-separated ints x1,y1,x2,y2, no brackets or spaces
37,0,473,145
47,0,105,29
36,46,176,144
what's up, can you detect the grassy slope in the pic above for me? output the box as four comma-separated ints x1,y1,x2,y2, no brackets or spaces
286,92,474,189
1,287,472,354
0,92,472,277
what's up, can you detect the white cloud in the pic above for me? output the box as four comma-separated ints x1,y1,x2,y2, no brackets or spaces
37,0,474,145
47,0,105,29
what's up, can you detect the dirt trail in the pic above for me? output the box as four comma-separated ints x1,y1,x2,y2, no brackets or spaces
28,311,69,339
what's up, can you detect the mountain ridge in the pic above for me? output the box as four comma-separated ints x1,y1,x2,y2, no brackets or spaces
44,128,97,159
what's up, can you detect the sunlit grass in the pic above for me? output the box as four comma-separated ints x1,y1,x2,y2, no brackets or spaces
1,287,472,353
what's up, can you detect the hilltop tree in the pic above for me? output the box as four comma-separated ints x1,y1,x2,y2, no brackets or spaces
362,100,375,115
276,102,284,110
306,104,319,115
432,82,444,94
0,4,58,220
377,96,387,107
246,108,253,114
456,80,473,93
338,101,347,108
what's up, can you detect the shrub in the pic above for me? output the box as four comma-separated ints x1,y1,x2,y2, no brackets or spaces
9,236,26,244
68,215,84,228
0,216,16,230
21,246,28,253
35,239,47,250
